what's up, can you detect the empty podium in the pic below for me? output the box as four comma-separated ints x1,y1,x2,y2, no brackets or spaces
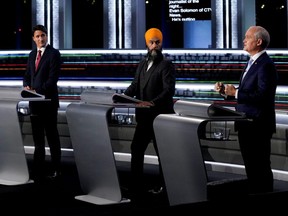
153,100,247,206
66,90,132,205
0,87,46,185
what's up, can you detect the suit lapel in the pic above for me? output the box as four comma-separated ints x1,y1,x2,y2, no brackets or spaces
240,53,266,85
241,63,254,84
30,50,37,74
141,62,155,88
239,63,248,85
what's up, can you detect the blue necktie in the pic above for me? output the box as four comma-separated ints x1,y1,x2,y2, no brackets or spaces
242,58,253,81
246,58,253,71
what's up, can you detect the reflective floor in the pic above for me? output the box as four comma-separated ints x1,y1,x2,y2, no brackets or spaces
0,155,288,215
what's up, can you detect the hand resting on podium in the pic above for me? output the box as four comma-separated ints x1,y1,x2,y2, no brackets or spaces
21,88,44,98
112,93,153,107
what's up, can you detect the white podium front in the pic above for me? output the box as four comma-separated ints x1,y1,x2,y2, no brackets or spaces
0,87,47,185
66,90,133,205
153,100,247,206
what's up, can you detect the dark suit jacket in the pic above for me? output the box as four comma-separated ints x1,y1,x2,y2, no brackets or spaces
124,56,176,122
23,44,61,113
236,52,278,132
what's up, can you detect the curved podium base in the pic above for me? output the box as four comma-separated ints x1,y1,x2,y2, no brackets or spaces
0,99,30,185
75,195,130,205
66,102,129,205
153,100,248,206
154,114,208,206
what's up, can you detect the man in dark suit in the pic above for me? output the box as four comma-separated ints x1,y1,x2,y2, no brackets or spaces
124,28,176,200
23,25,62,181
215,26,278,194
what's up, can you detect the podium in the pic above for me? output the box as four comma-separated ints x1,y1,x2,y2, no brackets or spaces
153,100,246,206
66,90,132,205
0,87,47,185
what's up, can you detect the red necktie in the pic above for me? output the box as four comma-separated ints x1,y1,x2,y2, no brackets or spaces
35,50,42,71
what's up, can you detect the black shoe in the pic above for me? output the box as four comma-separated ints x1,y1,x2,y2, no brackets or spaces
47,171,62,181
148,186,164,195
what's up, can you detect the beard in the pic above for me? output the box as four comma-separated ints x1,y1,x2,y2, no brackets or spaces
147,49,163,62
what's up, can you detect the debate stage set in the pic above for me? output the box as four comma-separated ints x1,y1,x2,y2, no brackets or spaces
0,49,288,214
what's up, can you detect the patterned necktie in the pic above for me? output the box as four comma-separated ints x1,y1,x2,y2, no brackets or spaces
35,50,42,71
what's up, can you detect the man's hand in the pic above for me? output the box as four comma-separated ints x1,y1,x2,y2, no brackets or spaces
136,101,154,107
224,84,236,97
24,86,31,90
214,82,225,94
24,86,36,92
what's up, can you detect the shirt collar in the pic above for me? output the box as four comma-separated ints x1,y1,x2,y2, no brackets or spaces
38,43,48,53
250,50,266,62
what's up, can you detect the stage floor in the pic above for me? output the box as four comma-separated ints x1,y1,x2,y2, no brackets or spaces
0,155,287,215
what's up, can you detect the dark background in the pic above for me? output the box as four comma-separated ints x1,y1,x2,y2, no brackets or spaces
0,0,286,49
